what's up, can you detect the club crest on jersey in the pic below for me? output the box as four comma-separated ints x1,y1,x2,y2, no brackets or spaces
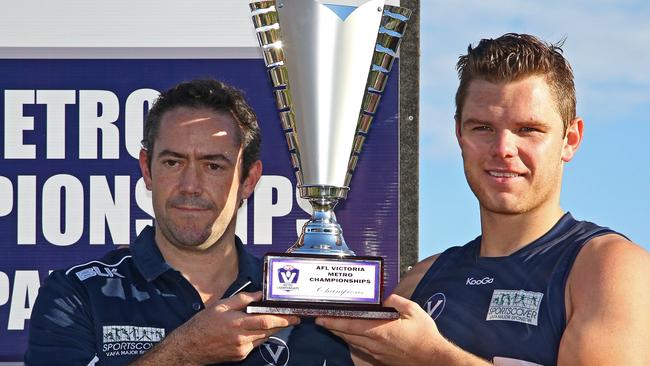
486,289,543,326
422,292,446,320
259,336,290,366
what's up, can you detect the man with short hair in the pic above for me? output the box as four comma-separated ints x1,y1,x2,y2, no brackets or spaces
26,79,353,365
317,33,650,365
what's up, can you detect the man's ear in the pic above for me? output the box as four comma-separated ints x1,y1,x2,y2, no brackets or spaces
562,118,584,162
139,149,153,190
241,160,262,200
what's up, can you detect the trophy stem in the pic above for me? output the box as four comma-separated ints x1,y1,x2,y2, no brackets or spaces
287,186,355,256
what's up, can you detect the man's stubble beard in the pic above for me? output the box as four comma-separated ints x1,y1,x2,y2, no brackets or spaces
464,163,562,216
157,195,225,249
158,213,214,248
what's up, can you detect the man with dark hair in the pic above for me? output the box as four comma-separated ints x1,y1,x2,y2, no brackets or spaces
142,79,261,181
25,79,353,365
317,33,650,365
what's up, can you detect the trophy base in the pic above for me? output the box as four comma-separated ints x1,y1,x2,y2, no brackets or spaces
247,301,399,319
256,252,396,318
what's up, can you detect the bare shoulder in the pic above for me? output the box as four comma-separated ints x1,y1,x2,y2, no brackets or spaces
559,233,650,364
570,233,650,288
392,254,440,299
568,233,650,302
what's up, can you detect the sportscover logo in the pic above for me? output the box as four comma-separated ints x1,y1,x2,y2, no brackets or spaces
102,325,165,357
259,336,290,366
486,289,543,326
466,277,494,285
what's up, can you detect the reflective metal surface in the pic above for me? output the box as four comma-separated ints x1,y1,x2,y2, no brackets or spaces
249,0,410,256
268,66,288,87
274,0,384,189
274,89,292,110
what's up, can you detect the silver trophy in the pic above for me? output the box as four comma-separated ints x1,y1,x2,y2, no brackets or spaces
247,0,410,318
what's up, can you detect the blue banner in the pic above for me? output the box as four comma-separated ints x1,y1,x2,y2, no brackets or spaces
0,58,399,360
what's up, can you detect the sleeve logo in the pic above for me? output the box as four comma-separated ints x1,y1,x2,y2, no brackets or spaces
76,266,125,281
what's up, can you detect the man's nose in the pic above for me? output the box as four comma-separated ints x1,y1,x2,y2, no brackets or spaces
178,163,203,195
490,130,518,159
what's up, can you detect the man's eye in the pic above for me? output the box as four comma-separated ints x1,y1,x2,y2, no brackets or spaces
207,163,222,171
473,125,492,131
519,127,540,133
163,160,180,167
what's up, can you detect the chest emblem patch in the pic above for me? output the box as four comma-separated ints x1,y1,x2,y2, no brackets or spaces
486,289,543,326
102,325,165,357
422,292,446,320
259,336,290,366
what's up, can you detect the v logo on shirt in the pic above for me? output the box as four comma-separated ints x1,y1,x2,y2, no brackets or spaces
422,293,446,320
260,336,290,366
263,343,286,363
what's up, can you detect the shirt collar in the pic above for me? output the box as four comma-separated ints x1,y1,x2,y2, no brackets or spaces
131,226,171,282
131,225,263,295
223,236,263,297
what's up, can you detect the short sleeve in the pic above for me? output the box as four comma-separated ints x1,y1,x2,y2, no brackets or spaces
24,271,98,366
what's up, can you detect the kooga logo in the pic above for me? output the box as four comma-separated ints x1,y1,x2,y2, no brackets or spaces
466,277,494,286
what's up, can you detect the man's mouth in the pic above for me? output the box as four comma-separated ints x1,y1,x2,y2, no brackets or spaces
168,197,214,211
487,171,523,178
174,206,209,211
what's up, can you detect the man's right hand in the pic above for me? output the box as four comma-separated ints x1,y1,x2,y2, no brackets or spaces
131,291,300,365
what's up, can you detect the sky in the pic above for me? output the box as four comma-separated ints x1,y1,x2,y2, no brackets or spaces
418,0,650,259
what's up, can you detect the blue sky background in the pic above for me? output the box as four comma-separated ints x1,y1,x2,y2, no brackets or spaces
419,0,650,259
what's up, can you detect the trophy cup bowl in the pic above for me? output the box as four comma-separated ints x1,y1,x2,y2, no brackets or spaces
246,0,411,319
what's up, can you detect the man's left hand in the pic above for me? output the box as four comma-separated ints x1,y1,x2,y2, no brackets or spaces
315,294,442,365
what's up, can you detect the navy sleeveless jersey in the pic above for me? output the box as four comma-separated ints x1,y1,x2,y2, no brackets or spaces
411,213,619,366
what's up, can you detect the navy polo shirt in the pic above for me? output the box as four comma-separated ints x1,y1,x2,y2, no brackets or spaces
25,226,352,366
